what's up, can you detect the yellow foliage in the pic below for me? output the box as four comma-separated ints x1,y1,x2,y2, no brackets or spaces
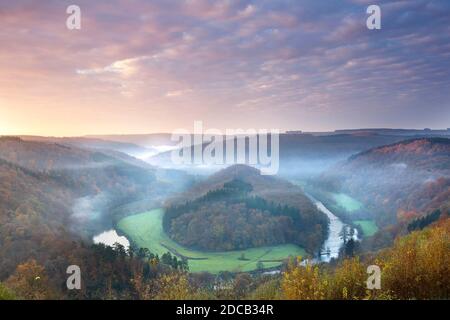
153,272,191,300
5,259,55,300
250,279,281,300
379,218,449,299
282,258,328,300
329,257,367,300
0,283,16,300
281,219,449,300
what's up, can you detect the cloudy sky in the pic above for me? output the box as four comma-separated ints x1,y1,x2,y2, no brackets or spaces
0,0,449,136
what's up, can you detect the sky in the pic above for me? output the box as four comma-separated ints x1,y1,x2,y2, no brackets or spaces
0,0,449,136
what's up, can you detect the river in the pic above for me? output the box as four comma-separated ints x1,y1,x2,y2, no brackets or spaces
313,199,358,262
93,198,356,264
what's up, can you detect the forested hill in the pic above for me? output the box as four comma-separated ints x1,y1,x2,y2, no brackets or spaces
0,136,154,172
18,135,154,159
0,137,160,194
0,137,187,276
0,136,112,171
349,137,450,171
0,157,73,278
319,138,450,225
147,133,407,177
168,164,319,213
164,165,329,252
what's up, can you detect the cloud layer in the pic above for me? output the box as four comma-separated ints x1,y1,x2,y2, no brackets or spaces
0,0,449,135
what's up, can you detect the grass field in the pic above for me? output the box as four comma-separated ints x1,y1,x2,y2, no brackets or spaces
354,220,378,237
332,193,363,213
117,209,306,273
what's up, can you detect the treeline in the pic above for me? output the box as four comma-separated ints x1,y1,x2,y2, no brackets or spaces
407,209,443,232
0,242,189,300
164,179,327,252
317,138,450,230
163,179,254,229
1,218,448,300
0,137,190,278
282,218,449,300
169,202,294,250
165,179,305,231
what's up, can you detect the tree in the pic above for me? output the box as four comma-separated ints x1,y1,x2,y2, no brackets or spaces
256,261,265,272
380,219,449,299
153,272,191,300
5,259,55,300
250,279,280,300
329,258,367,300
233,273,253,299
0,283,16,300
344,238,356,257
282,259,328,300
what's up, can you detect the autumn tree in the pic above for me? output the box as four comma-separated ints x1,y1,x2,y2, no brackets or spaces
233,273,253,299
0,283,16,300
152,272,191,300
250,278,281,300
5,259,55,300
380,219,449,299
328,257,367,299
282,258,328,300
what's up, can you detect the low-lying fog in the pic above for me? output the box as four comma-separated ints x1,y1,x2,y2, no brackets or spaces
93,230,130,250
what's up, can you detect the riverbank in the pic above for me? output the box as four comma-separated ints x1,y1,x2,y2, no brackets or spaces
94,195,356,273
115,208,306,273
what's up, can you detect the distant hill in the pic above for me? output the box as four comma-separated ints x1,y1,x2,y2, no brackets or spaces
80,132,446,179
0,136,195,276
319,138,450,225
332,128,450,137
0,136,111,171
169,164,319,211
0,137,191,234
18,135,155,159
349,137,450,169
0,136,156,193
86,134,175,149
164,165,328,253
147,133,408,177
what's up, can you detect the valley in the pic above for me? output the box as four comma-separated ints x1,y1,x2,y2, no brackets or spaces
106,194,357,273
1,0,449,303
0,133,448,300
116,208,305,273
304,186,378,238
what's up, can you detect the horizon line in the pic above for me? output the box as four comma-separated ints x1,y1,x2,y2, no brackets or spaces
1,127,450,139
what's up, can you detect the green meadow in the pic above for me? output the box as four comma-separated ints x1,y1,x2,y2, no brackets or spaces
354,220,379,237
332,193,363,213
329,193,378,237
117,209,306,273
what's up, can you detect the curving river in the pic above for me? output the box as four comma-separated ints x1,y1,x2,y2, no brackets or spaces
93,195,357,266
313,199,358,262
